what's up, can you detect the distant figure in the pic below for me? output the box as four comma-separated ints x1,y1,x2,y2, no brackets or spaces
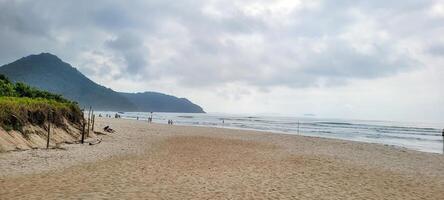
442,128,444,136
222,119,224,124
99,114,102,117
137,116,139,120
103,126,115,133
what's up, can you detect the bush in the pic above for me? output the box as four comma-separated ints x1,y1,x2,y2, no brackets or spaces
0,73,73,104
0,97,82,131
0,74,82,131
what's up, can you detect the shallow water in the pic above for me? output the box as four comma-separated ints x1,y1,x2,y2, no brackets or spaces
96,112,444,154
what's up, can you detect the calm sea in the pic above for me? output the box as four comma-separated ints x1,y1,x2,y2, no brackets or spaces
96,112,444,154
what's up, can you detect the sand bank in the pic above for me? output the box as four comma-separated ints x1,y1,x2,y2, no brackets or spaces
1,118,443,199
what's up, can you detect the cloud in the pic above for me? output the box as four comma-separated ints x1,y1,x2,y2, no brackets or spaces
428,44,444,56
0,0,442,90
105,32,149,76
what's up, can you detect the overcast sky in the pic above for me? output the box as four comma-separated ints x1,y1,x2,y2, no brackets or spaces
0,0,443,122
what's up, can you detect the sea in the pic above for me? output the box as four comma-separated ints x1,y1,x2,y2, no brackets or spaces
96,111,444,154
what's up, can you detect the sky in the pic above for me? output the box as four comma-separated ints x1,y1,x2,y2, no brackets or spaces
0,0,443,122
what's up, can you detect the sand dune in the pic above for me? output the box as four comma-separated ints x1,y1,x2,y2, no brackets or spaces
1,118,443,199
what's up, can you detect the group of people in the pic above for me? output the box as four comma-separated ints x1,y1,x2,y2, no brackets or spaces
97,112,178,126
99,114,113,118
99,113,121,118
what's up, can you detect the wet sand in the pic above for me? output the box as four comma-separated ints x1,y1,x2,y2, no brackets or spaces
1,118,443,199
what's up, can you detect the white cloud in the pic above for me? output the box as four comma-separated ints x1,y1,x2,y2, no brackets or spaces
430,2,444,18
0,0,443,121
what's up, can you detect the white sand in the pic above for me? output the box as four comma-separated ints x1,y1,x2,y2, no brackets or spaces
1,117,443,199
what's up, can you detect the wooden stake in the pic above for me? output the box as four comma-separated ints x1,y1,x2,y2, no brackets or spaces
90,109,94,132
46,110,51,149
92,114,95,132
87,106,91,137
81,118,86,144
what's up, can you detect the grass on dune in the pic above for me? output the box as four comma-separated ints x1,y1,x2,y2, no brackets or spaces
0,97,82,131
0,74,82,131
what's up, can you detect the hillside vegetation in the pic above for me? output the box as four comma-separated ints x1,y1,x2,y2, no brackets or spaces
0,53,205,113
0,53,136,111
122,92,205,113
0,74,82,131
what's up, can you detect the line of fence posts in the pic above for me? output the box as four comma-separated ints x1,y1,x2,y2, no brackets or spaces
47,106,94,147
80,106,95,144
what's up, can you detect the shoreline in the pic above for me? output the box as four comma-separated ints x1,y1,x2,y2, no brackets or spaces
100,111,444,154
172,122,437,154
0,119,440,156
1,117,443,199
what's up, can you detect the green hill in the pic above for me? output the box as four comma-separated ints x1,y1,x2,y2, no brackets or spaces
0,53,136,111
121,92,205,113
0,53,205,113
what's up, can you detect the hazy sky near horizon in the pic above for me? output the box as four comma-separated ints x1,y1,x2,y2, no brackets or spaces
0,0,443,122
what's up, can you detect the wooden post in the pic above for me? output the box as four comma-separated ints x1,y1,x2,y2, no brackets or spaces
46,110,51,149
81,118,86,144
87,106,92,137
80,107,85,144
92,114,95,132
91,109,94,132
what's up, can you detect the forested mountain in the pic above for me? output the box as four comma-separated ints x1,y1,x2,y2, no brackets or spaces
0,53,204,113
121,92,205,113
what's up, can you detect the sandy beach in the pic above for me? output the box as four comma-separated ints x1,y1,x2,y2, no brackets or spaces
1,117,443,199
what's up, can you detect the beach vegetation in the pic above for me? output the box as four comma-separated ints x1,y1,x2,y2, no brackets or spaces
0,74,82,131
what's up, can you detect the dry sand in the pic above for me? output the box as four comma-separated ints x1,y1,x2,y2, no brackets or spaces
1,117,443,199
